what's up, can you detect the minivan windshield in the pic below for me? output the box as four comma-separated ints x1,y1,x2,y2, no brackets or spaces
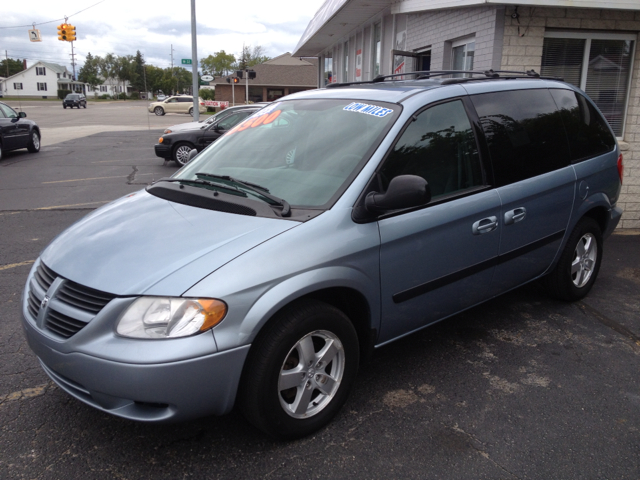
175,99,398,207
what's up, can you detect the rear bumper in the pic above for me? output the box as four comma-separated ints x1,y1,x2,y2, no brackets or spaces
154,144,172,159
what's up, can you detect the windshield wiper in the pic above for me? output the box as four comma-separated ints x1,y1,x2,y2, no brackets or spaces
195,172,291,217
154,177,247,196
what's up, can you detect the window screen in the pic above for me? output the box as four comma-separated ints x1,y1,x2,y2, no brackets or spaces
380,100,483,199
550,89,616,163
472,89,570,186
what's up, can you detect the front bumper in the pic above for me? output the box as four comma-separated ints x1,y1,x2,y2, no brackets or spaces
23,314,250,422
154,143,172,159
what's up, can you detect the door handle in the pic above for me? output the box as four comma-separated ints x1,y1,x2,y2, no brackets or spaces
472,216,498,235
504,207,527,226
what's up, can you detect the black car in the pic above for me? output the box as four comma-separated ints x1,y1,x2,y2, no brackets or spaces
63,93,87,109
155,106,262,166
0,101,41,161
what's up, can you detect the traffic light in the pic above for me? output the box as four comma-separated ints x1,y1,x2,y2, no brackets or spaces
57,24,67,41
248,70,256,79
233,77,239,84
236,70,243,79
226,77,231,83
67,25,76,42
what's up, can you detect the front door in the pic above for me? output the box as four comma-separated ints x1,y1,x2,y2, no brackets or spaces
377,99,500,343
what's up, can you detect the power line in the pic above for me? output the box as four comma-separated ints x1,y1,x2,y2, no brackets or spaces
0,0,108,29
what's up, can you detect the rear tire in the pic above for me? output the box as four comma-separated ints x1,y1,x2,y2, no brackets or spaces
544,217,602,301
239,299,359,440
189,107,194,116
27,131,40,153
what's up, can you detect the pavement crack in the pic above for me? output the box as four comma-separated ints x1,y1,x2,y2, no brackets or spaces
577,301,640,349
126,165,139,184
446,423,521,479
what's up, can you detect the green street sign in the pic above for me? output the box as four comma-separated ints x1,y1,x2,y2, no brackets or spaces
181,59,192,65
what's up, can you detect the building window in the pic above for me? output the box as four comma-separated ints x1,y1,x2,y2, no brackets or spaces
451,36,475,77
541,32,636,138
100,85,107,92
37,82,47,91
343,42,349,82
324,55,333,86
373,23,382,78
267,88,284,101
13,83,23,90
36,66,46,76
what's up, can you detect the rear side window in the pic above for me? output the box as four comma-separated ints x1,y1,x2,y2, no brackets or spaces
379,100,483,199
550,89,616,163
471,89,570,186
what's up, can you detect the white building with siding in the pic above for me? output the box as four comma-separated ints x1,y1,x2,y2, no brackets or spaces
0,61,87,98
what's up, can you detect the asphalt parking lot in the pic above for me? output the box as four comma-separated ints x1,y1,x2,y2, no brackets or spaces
0,103,639,478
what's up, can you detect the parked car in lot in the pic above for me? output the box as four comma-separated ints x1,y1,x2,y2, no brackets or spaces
148,95,205,116
0,101,41,160
162,103,271,135
157,93,167,101
63,93,86,109
155,105,264,165
22,71,623,440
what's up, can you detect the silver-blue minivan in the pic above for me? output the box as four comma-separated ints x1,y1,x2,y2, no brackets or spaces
22,71,623,439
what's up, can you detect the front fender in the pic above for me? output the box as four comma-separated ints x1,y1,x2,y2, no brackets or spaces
211,266,380,353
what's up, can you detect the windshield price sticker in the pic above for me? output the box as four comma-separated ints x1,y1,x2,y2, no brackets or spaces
227,110,282,136
343,102,393,118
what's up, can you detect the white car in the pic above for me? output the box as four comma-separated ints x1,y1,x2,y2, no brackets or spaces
148,96,205,116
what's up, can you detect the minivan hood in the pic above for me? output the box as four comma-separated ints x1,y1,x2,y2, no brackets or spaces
41,191,299,296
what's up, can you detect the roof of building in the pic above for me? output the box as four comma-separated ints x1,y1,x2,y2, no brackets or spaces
211,53,318,87
0,60,70,82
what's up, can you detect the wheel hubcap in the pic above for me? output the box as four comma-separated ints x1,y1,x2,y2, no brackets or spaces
175,146,192,165
571,233,597,288
278,330,345,419
33,133,40,150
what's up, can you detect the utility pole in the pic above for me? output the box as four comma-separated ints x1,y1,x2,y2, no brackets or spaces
142,53,148,99
190,0,199,122
170,44,174,94
245,69,248,104
5,51,9,78
70,42,77,82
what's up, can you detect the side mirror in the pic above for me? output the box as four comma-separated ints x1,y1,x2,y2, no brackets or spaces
365,175,431,214
188,149,199,162
19,111,27,118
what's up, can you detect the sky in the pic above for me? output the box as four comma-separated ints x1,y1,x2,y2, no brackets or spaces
0,0,325,73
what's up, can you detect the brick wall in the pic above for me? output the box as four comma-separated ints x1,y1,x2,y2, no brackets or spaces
501,7,640,228
406,6,505,72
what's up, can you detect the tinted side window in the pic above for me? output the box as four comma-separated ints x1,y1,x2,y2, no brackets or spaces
471,89,570,186
379,100,483,199
218,111,253,130
550,89,616,163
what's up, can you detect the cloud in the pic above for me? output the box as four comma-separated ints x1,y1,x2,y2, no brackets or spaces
1,0,324,71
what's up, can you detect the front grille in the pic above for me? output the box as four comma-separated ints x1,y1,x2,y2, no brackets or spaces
56,281,116,314
27,261,116,339
34,262,56,292
44,309,89,338
27,290,41,318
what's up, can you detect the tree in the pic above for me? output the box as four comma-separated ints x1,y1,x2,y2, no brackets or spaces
77,52,102,90
1,58,25,77
132,50,146,93
201,50,236,76
236,45,271,70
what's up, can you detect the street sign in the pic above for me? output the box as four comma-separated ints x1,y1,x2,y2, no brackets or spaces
181,59,192,65
201,75,214,82
28,29,42,42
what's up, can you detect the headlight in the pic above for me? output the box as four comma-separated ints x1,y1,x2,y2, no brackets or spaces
116,297,227,339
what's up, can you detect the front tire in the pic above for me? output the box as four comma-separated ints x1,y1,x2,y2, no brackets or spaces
173,142,195,166
63,105,67,109
239,299,359,440
27,131,40,153
545,217,602,301
154,107,165,116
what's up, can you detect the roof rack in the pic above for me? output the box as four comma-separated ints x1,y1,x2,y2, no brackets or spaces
326,69,561,89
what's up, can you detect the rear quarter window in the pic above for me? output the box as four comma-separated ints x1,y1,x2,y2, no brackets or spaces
549,89,616,163
471,89,570,186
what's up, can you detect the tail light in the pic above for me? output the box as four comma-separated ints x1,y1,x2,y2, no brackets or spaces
200,102,205,106
617,153,624,184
